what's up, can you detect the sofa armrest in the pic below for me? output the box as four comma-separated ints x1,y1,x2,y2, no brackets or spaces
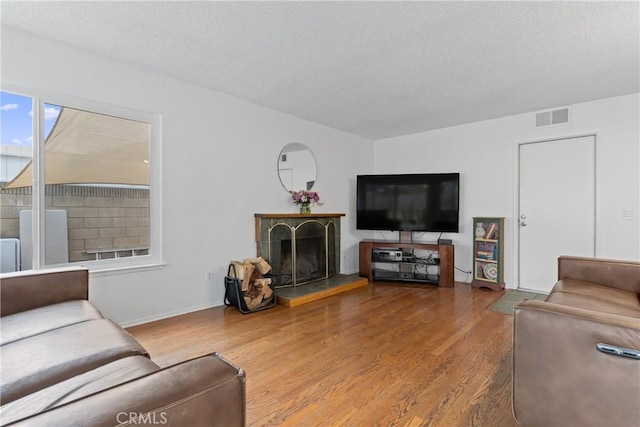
0,267,88,317
558,255,640,294
513,299,640,427
6,353,246,427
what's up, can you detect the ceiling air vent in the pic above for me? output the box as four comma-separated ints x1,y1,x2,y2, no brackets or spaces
535,107,570,127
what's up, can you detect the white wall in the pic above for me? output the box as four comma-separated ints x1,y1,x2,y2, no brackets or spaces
4,27,637,323
1,27,374,326
374,93,640,287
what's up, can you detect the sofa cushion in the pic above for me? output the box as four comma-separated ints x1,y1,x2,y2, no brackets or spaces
558,256,640,294
547,279,640,318
0,267,88,317
4,353,246,427
0,319,148,405
0,355,160,426
0,300,104,346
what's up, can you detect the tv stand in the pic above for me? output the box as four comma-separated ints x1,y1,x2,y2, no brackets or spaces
359,240,454,287
399,231,413,244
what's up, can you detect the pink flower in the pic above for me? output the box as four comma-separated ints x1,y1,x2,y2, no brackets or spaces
290,190,323,206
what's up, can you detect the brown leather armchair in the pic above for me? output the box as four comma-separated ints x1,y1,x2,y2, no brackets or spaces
512,256,640,427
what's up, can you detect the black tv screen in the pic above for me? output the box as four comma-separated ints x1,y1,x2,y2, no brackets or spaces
356,173,460,232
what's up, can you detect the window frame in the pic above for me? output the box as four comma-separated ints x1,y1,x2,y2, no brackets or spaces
1,82,163,273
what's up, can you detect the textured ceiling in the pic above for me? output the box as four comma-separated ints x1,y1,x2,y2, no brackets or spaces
1,1,638,140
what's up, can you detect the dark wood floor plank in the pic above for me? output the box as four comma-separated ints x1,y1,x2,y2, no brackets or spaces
127,282,518,426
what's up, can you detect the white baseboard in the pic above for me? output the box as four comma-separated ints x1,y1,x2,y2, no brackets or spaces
118,299,225,328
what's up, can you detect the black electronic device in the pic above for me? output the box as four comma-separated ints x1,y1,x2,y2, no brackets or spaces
356,173,460,233
372,249,403,262
437,238,453,245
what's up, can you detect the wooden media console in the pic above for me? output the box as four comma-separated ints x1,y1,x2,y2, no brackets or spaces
359,240,455,287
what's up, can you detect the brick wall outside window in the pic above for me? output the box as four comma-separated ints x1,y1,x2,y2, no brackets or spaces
1,184,149,262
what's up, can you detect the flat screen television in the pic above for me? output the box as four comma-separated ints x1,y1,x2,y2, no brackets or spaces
356,173,460,232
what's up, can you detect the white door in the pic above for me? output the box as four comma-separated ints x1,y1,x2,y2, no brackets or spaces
518,135,596,293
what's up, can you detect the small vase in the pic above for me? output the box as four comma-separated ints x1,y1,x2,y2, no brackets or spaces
300,204,311,214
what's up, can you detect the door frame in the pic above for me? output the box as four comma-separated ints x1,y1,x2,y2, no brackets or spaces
512,132,599,291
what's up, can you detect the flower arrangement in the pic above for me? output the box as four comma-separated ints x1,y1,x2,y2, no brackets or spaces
290,190,323,213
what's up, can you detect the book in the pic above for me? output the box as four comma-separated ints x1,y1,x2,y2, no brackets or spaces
484,223,496,239
477,250,493,259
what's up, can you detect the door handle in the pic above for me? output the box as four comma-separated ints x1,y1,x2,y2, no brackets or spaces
520,213,527,227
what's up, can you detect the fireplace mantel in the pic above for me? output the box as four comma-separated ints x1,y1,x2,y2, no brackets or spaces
254,213,344,287
254,213,346,219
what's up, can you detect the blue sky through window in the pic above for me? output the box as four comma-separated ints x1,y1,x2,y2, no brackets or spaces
1,91,61,148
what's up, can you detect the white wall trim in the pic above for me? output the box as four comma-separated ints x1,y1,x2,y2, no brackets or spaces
117,300,224,328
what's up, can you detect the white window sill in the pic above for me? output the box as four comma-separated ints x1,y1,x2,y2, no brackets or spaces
87,262,167,277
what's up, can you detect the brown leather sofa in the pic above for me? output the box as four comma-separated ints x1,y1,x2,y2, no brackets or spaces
0,267,245,426
512,256,640,427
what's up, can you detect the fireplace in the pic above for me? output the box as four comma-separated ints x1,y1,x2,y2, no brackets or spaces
255,213,344,287
280,234,324,285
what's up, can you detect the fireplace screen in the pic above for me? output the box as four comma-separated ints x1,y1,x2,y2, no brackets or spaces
267,220,337,287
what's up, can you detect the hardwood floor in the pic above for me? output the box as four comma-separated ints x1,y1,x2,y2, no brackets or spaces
127,282,519,427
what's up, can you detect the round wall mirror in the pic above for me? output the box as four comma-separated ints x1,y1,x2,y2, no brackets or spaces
277,143,317,192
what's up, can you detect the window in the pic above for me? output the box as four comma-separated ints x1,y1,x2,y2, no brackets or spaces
0,87,161,272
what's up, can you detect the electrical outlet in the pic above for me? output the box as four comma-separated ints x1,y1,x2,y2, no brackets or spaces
206,271,214,283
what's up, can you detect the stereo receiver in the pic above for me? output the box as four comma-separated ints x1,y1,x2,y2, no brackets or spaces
372,249,403,262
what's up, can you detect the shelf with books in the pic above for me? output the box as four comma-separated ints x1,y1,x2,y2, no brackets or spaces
472,217,505,291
